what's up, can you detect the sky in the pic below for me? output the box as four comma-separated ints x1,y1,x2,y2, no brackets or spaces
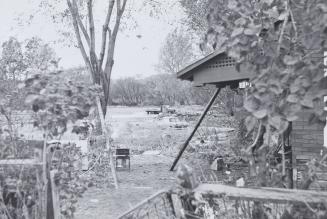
0,0,184,79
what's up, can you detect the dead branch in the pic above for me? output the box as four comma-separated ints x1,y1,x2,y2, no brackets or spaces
79,151,103,176
246,120,262,152
288,0,298,40
302,199,318,215
276,1,289,55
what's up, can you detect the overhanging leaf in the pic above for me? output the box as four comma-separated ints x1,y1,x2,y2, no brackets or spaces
244,25,261,36
300,97,314,108
268,114,281,129
253,109,268,119
245,116,256,133
266,6,279,19
25,94,40,104
286,94,299,103
231,28,244,37
283,55,299,65
244,97,259,112
227,0,238,10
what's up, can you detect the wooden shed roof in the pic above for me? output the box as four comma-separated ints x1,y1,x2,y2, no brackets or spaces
176,49,253,87
177,49,225,81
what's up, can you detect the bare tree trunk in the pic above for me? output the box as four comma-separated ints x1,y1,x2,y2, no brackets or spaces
96,96,119,188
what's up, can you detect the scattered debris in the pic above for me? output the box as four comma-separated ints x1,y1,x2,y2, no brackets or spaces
90,199,99,203
142,150,161,155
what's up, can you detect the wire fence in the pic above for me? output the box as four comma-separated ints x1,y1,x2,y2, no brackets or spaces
117,191,176,219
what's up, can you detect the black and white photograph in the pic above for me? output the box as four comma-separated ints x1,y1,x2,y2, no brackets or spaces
0,0,326,218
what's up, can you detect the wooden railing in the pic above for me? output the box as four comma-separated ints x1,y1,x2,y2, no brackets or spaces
116,183,327,219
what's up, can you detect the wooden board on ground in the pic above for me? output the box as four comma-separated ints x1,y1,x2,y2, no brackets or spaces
0,159,42,165
195,184,327,204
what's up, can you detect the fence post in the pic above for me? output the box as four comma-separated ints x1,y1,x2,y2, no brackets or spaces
50,170,60,219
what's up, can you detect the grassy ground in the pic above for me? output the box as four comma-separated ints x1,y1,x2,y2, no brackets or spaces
0,106,239,218
74,106,240,218
76,106,187,218
106,106,193,153
75,154,176,218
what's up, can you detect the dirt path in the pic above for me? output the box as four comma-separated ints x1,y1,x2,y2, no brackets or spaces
75,154,176,219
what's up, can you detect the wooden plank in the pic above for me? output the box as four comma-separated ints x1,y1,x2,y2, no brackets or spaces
0,159,43,165
50,170,60,219
194,184,327,204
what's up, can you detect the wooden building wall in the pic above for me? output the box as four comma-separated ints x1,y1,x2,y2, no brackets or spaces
291,111,325,158
290,111,327,189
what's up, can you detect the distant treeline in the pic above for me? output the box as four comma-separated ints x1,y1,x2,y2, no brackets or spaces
63,67,215,106
110,73,216,106
63,67,243,116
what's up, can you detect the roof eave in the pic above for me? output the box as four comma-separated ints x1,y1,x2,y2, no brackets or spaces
176,49,226,80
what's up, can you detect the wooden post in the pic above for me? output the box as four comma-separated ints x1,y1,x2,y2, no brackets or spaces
50,170,60,219
42,131,48,218
170,88,221,171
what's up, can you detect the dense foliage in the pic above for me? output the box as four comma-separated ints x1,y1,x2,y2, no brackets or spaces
0,36,58,122
53,143,88,218
22,71,99,218
205,0,326,133
201,0,327,190
23,71,99,138
0,37,59,157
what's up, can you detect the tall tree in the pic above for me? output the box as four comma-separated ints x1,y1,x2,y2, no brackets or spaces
64,0,128,116
157,28,197,74
111,77,146,105
0,37,26,81
179,0,211,35
63,0,129,188
0,36,59,157
24,37,59,78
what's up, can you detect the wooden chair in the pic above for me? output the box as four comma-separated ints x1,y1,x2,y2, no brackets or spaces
115,149,130,170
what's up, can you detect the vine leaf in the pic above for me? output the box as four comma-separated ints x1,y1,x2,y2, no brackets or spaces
286,94,299,103
253,109,268,119
227,0,238,10
245,116,256,133
301,97,314,108
269,115,288,132
25,94,40,104
244,97,259,112
283,55,299,65
231,28,244,37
